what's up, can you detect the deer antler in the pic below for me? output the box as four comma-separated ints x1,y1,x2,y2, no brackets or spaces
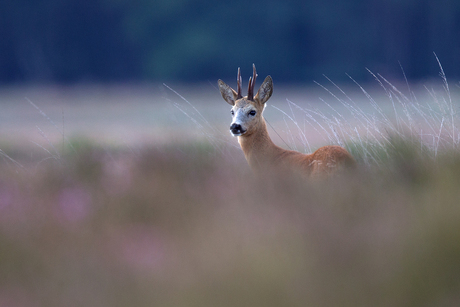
247,64,258,100
236,65,258,100
237,67,243,99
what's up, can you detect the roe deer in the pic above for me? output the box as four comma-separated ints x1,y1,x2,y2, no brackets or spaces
218,64,356,178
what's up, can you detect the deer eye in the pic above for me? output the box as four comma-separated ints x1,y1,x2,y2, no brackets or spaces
248,110,256,116
231,110,235,116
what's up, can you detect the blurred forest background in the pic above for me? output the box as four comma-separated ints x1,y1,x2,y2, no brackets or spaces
2,0,460,84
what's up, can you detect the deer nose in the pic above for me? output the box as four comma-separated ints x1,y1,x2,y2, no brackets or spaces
230,123,245,135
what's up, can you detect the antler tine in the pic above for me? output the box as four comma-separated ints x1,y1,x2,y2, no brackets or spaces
247,76,253,100
252,63,258,89
248,64,258,100
237,67,243,99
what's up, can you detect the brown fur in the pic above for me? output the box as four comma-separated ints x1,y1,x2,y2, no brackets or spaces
218,65,356,178
238,111,356,178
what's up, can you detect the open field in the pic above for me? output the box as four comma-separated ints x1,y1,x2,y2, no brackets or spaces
2,77,459,153
0,82,349,147
1,76,460,306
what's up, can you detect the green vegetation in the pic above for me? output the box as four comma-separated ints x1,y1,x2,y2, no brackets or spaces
1,57,460,305
0,130,459,306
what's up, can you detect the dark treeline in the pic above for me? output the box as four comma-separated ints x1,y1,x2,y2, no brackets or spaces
1,0,460,84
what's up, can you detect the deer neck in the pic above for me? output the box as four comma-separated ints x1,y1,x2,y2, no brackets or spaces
237,118,282,170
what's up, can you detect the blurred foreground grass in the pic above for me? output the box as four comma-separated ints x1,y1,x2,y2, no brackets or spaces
0,138,460,307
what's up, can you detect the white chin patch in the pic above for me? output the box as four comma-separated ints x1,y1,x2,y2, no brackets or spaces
230,131,245,137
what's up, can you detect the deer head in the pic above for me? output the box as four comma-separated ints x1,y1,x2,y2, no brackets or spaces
218,64,273,136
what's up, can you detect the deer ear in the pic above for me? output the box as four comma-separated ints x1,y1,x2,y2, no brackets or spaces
254,76,273,104
218,79,238,106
